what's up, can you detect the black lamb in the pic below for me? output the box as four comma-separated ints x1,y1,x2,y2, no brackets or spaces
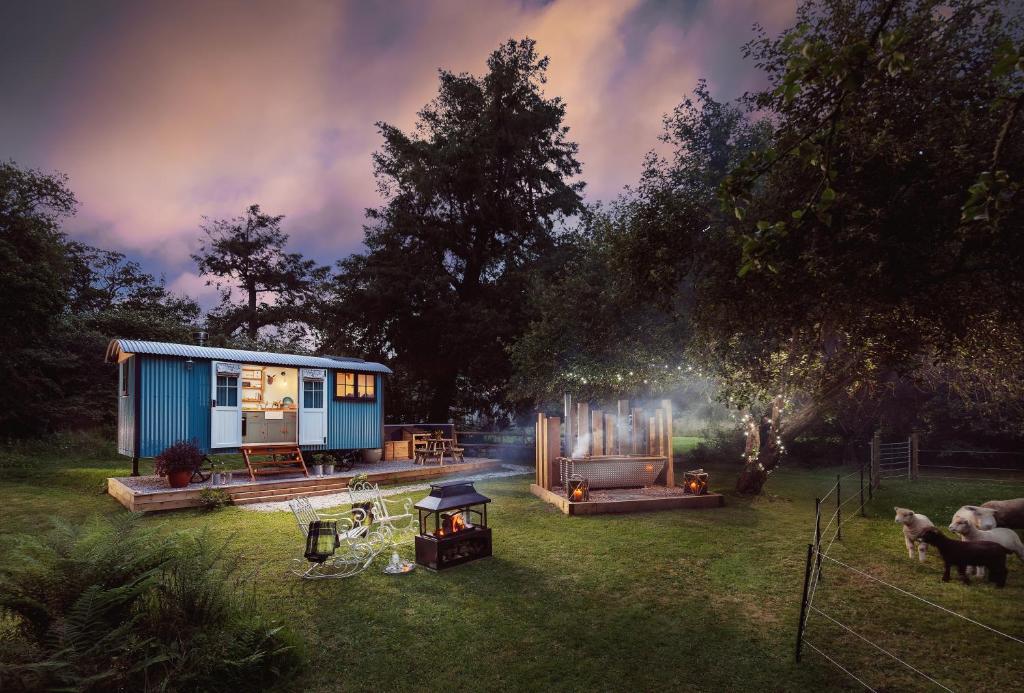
918,528,1012,587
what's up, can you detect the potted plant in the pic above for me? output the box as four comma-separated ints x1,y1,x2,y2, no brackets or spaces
154,440,203,488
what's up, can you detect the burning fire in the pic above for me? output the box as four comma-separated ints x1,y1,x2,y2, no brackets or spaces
572,487,583,501
689,480,699,493
645,464,654,473
437,512,467,537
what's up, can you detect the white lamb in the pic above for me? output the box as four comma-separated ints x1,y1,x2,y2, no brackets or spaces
894,507,934,561
948,514,1024,578
953,505,998,532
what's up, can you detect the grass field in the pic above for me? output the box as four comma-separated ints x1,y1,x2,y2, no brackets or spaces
2,432,1022,691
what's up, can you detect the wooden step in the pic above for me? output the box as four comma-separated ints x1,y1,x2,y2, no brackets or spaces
242,444,308,480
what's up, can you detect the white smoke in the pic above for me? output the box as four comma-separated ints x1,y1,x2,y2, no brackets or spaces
572,433,591,458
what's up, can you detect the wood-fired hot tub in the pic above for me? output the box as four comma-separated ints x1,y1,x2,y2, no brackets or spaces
559,455,667,489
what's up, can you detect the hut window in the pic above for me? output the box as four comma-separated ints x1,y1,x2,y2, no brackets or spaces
216,375,238,407
336,372,356,398
335,371,376,401
120,361,129,396
303,379,324,409
357,374,375,399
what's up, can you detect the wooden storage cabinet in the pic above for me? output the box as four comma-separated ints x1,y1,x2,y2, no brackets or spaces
384,440,411,460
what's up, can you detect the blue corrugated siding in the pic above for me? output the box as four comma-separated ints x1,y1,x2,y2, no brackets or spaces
117,356,136,456
131,361,383,457
138,356,211,458
327,372,383,449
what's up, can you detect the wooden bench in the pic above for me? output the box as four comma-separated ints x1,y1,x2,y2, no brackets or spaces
241,444,309,481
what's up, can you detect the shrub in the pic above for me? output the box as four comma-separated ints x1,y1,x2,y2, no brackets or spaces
686,428,745,468
0,515,301,691
198,488,232,510
154,440,204,477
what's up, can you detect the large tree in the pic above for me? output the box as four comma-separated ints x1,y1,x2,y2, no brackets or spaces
193,204,326,347
512,0,1023,494
709,0,1024,493
324,38,585,422
0,161,200,435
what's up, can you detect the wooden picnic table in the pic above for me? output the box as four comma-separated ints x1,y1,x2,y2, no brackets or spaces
414,437,463,466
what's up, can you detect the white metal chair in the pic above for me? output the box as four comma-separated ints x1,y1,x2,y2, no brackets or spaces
288,497,392,579
346,480,417,543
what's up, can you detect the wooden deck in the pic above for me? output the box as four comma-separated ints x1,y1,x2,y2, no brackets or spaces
530,483,724,515
107,458,501,512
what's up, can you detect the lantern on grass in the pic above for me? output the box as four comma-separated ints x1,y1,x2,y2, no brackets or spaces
683,468,709,495
304,520,339,563
566,474,589,502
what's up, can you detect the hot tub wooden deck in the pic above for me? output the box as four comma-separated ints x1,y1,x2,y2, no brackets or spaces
530,483,724,515
107,458,500,512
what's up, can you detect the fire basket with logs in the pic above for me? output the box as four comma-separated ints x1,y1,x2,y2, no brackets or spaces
414,481,492,570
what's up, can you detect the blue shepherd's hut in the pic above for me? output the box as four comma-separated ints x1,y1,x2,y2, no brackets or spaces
105,337,391,473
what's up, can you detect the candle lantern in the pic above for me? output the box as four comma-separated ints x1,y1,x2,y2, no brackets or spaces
683,468,709,495
566,474,589,502
303,520,339,563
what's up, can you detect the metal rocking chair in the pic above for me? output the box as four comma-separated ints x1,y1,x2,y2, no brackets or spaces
288,497,392,579
346,480,418,544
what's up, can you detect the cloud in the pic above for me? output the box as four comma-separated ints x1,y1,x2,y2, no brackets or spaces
1,0,796,289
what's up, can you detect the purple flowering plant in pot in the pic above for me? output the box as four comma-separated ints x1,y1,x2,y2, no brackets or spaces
154,440,204,488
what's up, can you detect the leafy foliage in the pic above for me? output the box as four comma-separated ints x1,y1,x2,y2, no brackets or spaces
0,161,199,437
0,515,300,692
322,38,585,422
197,488,232,510
153,440,205,476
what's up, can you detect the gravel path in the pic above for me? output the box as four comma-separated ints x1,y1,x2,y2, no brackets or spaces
239,464,533,512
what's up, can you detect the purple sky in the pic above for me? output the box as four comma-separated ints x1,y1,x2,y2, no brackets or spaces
0,0,795,306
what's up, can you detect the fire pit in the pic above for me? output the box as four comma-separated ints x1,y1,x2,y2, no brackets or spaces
559,455,666,489
414,481,492,570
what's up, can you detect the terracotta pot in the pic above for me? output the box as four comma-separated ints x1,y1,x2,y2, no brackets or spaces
167,469,192,488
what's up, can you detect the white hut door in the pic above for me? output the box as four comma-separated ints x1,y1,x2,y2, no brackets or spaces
211,362,242,448
299,369,327,446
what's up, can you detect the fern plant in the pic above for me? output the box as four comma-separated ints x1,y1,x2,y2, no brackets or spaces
0,516,300,691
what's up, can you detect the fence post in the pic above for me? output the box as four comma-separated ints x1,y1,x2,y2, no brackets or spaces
860,464,866,517
911,432,919,480
836,474,842,541
814,497,821,548
814,497,823,577
795,543,814,663
871,430,881,490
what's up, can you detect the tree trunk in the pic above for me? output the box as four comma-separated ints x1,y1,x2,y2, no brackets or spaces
247,283,258,341
427,366,458,423
735,446,779,495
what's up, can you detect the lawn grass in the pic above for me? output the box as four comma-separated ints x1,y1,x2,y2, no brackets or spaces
2,431,1022,691
672,435,702,455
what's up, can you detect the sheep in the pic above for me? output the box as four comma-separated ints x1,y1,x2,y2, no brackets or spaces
980,498,1024,529
894,507,934,561
953,499,1024,531
948,515,1024,578
918,528,1011,587
952,505,997,532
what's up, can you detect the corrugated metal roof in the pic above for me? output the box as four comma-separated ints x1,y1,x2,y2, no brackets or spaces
106,339,392,374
